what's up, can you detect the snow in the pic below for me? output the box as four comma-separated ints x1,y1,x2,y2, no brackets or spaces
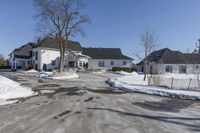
36,72,54,78
46,72,79,80
108,73,200,100
114,71,138,76
113,72,148,85
162,73,196,79
18,69,38,73
0,75,37,105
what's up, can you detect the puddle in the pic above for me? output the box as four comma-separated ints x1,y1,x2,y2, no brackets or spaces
132,99,194,112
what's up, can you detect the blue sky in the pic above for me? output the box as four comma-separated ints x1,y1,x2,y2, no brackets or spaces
1,0,200,60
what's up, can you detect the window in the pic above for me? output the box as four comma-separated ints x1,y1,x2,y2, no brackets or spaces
165,65,172,73
98,61,105,67
179,65,186,73
110,61,114,65
51,60,56,66
196,65,199,70
123,61,127,65
35,51,38,60
79,61,83,67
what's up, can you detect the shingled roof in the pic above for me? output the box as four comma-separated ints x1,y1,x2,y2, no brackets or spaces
82,47,132,60
138,48,200,65
35,37,82,51
12,43,35,59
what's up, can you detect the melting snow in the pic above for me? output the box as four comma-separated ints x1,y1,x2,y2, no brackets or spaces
0,75,37,105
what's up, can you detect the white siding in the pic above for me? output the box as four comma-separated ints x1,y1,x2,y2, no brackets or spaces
88,59,132,69
33,48,60,70
145,64,200,74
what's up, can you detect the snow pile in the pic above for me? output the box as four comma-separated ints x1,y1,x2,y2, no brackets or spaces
47,72,79,80
18,69,38,74
92,69,107,74
108,74,200,100
0,75,37,105
36,72,54,78
114,73,148,86
114,71,138,76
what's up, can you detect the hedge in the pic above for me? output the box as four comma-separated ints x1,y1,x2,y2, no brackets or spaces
0,66,11,69
112,67,137,72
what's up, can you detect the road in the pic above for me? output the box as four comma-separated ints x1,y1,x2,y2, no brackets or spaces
0,72,200,133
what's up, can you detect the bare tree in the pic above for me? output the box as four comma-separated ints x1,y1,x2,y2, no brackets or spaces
34,0,90,73
193,39,200,54
138,30,160,81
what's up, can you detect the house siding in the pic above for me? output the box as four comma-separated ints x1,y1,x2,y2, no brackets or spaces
88,59,132,69
33,48,60,70
143,64,200,74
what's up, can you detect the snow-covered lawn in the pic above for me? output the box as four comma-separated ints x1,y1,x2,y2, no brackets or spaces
0,75,37,105
108,72,200,100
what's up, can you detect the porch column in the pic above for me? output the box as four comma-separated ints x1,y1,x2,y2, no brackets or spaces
77,60,79,68
11,61,14,70
14,61,17,70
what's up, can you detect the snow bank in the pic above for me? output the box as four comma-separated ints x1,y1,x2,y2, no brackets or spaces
18,69,38,74
163,73,196,79
108,78,200,100
108,73,200,100
46,72,79,80
36,72,54,78
0,75,37,105
114,74,148,86
114,71,138,76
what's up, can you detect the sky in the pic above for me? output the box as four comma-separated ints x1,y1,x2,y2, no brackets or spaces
1,0,200,62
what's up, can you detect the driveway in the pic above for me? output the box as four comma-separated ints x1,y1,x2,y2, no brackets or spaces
0,72,200,133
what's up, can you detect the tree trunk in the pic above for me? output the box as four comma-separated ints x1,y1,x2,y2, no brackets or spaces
143,64,147,81
59,43,64,73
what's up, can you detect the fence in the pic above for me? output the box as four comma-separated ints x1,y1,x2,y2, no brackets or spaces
148,75,200,91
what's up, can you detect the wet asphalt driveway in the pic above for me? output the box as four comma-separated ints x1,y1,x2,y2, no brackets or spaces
0,72,200,133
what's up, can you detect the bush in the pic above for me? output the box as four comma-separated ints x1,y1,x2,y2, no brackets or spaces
0,66,11,69
112,67,137,72
25,64,34,70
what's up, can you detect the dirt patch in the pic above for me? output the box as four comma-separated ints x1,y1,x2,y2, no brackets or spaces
86,88,128,94
132,98,194,112
37,84,61,88
38,79,49,83
84,97,94,102
20,83,31,86
54,110,71,119
74,111,82,114
44,87,84,98
65,91,84,96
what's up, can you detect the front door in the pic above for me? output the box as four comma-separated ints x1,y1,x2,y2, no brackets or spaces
68,61,75,68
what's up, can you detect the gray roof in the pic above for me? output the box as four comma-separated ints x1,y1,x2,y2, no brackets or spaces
13,43,35,59
35,37,82,51
82,47,133,60
138,48,200,65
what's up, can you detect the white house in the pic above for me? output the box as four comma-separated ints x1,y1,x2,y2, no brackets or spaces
9,43,35,70
9,37,133,71
138,48,200,74
81,48,132,69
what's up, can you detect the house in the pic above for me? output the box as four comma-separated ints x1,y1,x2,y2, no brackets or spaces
9,37,133,71
82,47,132,69
9,42,35,70
32,37,82,70
137,48,200,74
